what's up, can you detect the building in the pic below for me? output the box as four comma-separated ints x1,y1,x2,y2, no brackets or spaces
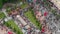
50,0,60,10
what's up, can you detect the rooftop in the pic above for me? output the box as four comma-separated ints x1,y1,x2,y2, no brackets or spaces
50,0,60,10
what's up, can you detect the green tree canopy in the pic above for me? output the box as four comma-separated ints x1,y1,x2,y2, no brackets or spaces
0,0,21,8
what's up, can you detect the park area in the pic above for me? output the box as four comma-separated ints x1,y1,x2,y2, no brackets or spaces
4,19,23,34
24,10,42,30
0,12,5,19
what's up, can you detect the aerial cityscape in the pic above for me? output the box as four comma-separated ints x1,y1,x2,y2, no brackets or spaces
0,0,60,34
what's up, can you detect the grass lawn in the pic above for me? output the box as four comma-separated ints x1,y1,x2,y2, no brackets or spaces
0,12,5,19
24,10,42,30
4,20,23,34
20,3,28,9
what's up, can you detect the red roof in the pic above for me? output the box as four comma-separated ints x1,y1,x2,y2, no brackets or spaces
41,28,45,33
44,12,48,16
8,31,12,34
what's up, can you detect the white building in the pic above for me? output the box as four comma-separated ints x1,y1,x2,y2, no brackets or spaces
16,15,27,26
50,0,60,10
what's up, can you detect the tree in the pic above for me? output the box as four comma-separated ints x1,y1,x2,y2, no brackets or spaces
0,0,3,9
17,31,20,34
0,0,20,8
13,27,16,32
